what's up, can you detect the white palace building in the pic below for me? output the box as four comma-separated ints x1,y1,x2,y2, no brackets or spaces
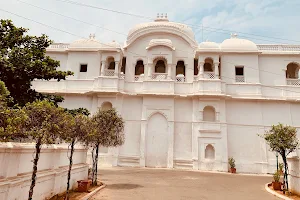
33,14,300,174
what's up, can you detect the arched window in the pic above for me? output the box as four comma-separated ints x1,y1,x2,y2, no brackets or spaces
176,61,185,76
286,62,299,79
203,106,216,121
121,57,126,74
194,59,199,75
101,102,112,111
135,60,144,75
155,60,166,73
205,144,215,159
204,58,213,72
107,57,115,70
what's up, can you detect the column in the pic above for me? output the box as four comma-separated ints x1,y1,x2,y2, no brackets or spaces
167,121,174,168
214,62,220,78
167,64,172,80
199,62,204,78
100,61,106,76
114,61,119,77
148,63,153,79
140,120,146,167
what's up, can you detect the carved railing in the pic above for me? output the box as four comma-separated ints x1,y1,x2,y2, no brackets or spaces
134,74,144,82
287,79,300,86
257,45,300,51
104,70,115,77
119,73,125,79
151,73,167,80
203,72,218,79
175,74,185,82
235,75,245,83
48,43,70,49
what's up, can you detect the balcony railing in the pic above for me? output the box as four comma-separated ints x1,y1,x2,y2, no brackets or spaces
287,79,300,86
134,74,144,82
175,74,185,82
151,73,167,80
235,75,245,83
104,70,115,77
119,73,125,80
204,72,218,79
48,43,70,49
257,45,300,52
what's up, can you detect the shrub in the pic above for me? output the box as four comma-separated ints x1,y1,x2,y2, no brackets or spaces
228,157,235,168
273,170,281,182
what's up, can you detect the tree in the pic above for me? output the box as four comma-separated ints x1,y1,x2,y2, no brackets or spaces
88,108,125,185
0,80,27,140
22,100,68,200
61,113,90,200
0,19,73,107
261,123,299,193
65,107,90,116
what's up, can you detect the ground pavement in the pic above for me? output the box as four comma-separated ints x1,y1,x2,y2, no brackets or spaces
91,167,279,200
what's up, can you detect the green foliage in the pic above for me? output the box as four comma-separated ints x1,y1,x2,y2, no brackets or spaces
279,163,284,171
22,100,67,144
0,80,13,107
273,170,281,182
0,19,73,106
262,123,298,156
65,107,90,117
89,108,125,147
228,157,235,168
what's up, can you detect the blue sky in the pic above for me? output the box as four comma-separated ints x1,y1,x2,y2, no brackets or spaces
0,0,300,44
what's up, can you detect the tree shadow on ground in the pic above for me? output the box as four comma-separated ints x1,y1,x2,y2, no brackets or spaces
107,183,143,190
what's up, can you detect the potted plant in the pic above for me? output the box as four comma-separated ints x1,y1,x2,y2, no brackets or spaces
272,170,282,190
228,157,236,173
278,163,284,175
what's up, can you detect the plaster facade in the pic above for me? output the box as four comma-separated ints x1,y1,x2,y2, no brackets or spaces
33,14,300,174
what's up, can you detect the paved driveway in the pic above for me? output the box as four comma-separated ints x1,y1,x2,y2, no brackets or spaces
92,167,279,200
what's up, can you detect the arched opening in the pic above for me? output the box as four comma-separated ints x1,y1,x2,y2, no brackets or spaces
107,57,115,70
205,144,215,159
194,59,199,76
204,58,213,72
176,61,185,76
286,62,299,79
101,102,112,111
135,60,144,75
203,106,216,121
121,57,126,74
146,113,168,168
155,60,166,73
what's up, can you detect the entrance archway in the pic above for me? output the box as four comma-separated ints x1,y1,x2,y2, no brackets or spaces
145,113,168,168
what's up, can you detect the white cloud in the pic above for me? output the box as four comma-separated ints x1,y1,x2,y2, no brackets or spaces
0,0,299,45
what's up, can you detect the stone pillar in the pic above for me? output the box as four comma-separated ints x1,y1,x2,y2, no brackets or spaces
214,62,220,78
167,121,174,168
148,63,153,79
140,120,147,167
199,62,204,78
114,61,119,77
101,61,106,76
167,64,172,80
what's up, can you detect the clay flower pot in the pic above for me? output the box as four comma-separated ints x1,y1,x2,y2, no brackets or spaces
230,167,236,173
272,181,282,191
77,180,92,192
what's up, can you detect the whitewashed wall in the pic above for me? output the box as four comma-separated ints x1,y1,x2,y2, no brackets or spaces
0,143,88,200
288,149,300,195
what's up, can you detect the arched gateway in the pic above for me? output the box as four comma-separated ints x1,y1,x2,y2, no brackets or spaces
145,113,168,167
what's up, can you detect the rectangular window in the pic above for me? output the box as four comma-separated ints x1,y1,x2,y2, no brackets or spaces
235,66,244,75
80,64,87,72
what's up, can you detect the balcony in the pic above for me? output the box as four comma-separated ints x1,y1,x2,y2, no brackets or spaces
203,72,218,80
235,75,245,83
257,45,300,52
287,79,300,86
104,69,116,77
151,73,168,80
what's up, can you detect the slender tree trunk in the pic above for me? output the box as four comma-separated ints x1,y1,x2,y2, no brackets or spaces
91,147,96,184
28,140,41,200
65,140,75,200
282,154,289,193
93,144,99,185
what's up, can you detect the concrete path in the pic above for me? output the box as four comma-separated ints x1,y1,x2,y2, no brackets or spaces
92,167,279,200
